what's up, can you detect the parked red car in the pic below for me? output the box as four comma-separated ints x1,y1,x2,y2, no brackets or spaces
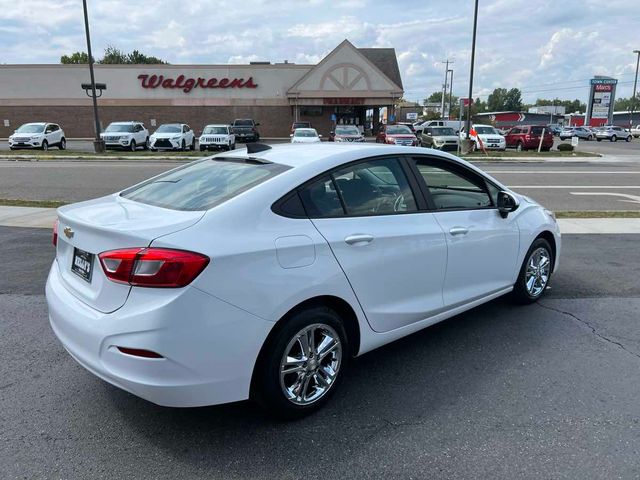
505,125,554,151
376,124,418,146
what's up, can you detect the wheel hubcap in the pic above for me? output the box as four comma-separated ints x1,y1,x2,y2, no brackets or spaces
525,247,551,297
280,323,342,406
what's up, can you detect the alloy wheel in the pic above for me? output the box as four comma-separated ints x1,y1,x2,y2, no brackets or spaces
279,323,342,406
525,247,551,297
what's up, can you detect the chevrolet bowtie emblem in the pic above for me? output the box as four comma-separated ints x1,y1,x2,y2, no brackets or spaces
63,226,74,239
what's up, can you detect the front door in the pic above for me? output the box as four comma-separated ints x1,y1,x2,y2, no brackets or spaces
408,156,520,307
298,156,448,333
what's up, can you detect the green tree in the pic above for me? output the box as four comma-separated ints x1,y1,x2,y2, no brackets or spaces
60,51,90,64
504,88,523,111
423,91,444,104
615,94,640,111
487,88,508,111
60,46,168,65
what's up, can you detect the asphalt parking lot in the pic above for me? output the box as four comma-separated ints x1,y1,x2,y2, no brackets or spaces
2,226,640,479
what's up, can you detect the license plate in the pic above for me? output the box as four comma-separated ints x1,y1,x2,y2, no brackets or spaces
71,247,94,283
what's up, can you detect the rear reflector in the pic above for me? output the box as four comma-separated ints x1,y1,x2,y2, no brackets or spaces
99,247,209,288
52,219,59,247
116,347,163,359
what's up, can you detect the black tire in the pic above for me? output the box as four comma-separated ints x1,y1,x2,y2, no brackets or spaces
41,140,48,151
626,136,631,142
59,138,66,150
597,138,602,142
611,135,617,142
516,141,524,152
190,139,196,151
587,135,593,141
143,137,150,150
181,140,186,151
199,145,205,152
9,146,15,150
231,142,236,150
252,306,349,419
512,238,553,304
129,140,136,152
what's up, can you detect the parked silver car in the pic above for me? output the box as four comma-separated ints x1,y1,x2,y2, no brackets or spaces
559,126,593,141
595,125,632,142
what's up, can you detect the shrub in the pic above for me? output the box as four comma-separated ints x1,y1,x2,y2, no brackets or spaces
557,143,574,152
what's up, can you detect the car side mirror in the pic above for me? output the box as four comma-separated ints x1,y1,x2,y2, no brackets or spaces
289,134,293,137
319,134,323,138
497,191,519,218
255,123,260,126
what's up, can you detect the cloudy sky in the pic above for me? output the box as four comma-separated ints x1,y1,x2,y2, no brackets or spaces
1,0,639,103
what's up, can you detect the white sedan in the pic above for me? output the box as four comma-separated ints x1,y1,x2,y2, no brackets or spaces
291,128,322,143
46,143,560,417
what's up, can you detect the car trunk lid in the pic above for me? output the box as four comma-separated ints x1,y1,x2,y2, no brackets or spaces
55,194,205,313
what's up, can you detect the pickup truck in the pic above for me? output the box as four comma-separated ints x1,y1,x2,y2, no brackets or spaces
231,119,260,143
631,125,640,138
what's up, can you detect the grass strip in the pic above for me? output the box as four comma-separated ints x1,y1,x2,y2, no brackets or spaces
0,198,68,208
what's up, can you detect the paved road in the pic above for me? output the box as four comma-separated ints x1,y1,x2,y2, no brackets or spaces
2,159,640,211
1,226,639,479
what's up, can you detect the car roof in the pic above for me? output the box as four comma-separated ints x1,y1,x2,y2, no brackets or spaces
110,121,142,124
204,124,230,127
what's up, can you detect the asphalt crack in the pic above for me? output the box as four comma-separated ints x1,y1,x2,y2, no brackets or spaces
537,301,640,361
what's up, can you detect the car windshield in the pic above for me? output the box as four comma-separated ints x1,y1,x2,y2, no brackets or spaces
386,125,412,135
105,124,134,133
431,127,455,136
474,127,498,135
294,129,318,137
203,126,228,134
156,124,181,133
121,159,289,211
335,126,360,135
15,124,45,133
234,120,254,126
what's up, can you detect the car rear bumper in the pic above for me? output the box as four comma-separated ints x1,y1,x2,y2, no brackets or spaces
46,261,274,407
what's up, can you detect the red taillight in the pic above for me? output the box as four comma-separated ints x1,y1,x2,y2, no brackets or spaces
52,219,59,247
99,248,209,288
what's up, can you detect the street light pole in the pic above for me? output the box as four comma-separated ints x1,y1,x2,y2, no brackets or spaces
82,0,104,152
630,50,640,131
440,59,451,119
448,69,454,120
465,0,479,140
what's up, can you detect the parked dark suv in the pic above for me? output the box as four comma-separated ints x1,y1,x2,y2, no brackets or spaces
231,119,260,142
505,125,554,151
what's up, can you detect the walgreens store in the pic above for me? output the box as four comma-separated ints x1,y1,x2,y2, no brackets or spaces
0,40,403,138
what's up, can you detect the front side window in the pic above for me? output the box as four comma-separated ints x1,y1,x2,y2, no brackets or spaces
121,159,289,211
413,159,492,210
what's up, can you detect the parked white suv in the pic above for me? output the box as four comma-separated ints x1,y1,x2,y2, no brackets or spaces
100,122,149,151
199,124,236,151
9,122,66,150
631,124,640,138
414,120,460,136
150,123,196,151
459,124,506,151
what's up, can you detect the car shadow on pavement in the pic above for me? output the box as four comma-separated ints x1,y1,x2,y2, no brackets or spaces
100,295,561,476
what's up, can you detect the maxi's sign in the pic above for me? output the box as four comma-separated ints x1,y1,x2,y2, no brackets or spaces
587,77,617,124
137,74,258,93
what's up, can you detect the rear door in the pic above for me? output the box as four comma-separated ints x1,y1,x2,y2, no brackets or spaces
407,156,520,307
299,156,448,333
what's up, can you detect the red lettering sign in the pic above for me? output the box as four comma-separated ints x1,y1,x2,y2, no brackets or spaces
323,97,366,105
594,84,612,92
137,74,258,93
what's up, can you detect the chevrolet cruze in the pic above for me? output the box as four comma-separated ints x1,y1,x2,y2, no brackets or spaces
46,143,560,417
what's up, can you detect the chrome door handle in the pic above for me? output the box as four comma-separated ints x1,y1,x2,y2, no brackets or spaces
344,234,374,246
449,227,469,236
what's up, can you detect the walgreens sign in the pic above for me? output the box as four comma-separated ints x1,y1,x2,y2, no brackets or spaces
137,74,258,93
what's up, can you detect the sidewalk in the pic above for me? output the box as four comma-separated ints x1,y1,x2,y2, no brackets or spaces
0,205,639,233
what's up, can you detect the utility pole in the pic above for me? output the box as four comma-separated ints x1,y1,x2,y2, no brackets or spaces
82,0,104,152
440,59,453,119
448,69,454,120
465,0,479,141
630,50,640,131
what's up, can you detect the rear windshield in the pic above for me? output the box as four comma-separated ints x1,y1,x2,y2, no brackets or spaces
234,120,254,126
121,159,289,211
530,126,545,135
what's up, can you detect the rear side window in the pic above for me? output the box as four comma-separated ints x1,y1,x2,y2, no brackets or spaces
121,159,288,211
299,176,344,217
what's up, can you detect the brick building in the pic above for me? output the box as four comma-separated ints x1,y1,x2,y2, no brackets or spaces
0,40,403,138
